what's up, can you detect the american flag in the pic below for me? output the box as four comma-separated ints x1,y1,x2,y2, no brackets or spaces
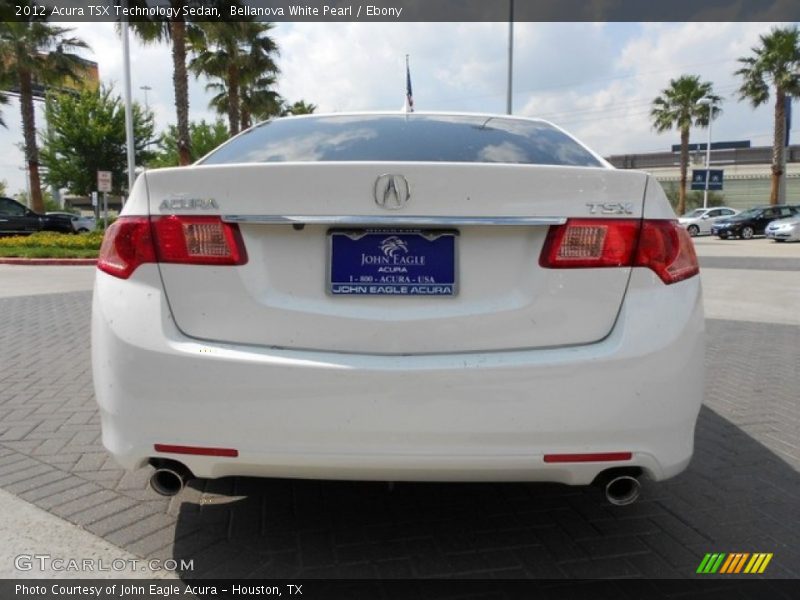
405,55,414,113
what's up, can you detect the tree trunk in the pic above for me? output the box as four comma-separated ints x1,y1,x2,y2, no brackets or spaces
770,88,786,205
18,66,44,213
171,20,192,166
678,126,690,217
240,104,250,131
228,63,240,136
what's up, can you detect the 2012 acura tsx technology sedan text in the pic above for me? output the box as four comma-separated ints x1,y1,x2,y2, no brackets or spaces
92,113,704,506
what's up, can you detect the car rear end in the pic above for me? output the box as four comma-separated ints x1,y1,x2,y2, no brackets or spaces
92,114,703,492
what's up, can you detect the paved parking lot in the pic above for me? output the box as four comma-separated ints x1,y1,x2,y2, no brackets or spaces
0,239,798,580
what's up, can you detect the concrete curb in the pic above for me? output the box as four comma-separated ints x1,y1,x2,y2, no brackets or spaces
0,258,97,266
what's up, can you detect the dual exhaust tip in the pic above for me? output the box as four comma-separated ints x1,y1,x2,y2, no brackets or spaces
148,462,642,505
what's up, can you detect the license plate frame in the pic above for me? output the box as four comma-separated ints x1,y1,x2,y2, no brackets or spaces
327,229,458,296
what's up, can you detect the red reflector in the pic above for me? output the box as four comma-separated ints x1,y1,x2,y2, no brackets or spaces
544,452,632,463
154,444,238,457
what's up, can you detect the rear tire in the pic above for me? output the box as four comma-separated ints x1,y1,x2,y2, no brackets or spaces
718,232,729,239
741,226,755,240
687,224,699,237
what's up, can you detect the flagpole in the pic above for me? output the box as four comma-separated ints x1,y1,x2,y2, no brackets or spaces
506,0,514,115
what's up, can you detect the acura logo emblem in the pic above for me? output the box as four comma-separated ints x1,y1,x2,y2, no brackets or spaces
374,174,410,210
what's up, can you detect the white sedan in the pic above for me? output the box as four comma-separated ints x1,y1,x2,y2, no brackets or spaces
679,206,738,237
765,215,800,242
92,112,704,506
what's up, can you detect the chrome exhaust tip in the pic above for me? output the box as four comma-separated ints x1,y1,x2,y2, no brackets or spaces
604,475,641,506
149,462,192,497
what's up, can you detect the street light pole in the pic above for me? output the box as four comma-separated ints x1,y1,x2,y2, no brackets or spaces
122,18,136,196
140,85,152,112
697,97,714,209
506,0,513,115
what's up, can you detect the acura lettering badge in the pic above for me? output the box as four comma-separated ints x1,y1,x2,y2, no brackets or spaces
374,174,410,210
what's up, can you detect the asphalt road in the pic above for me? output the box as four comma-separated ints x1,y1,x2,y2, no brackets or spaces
0,237,798,581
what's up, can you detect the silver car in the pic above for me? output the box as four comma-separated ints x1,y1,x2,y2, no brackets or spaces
46,211,97,233
679,207,738,237
766,215,800,242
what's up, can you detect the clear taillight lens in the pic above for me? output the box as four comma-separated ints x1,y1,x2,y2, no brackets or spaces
97,216,247,279
152,216,247,266
540,218,699,285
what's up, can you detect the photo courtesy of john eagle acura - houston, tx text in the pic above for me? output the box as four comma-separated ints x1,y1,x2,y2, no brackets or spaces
92,112,704,506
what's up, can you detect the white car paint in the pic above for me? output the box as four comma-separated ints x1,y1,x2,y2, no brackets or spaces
92,113,704,489
679,207,738,236
46,211,97,233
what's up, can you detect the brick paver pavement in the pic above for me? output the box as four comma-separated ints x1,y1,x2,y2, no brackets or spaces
1,287,798,579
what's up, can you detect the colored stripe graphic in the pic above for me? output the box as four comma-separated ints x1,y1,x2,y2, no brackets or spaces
698,552,773,574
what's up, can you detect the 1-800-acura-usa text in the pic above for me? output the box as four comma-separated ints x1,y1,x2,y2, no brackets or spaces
92,113,703,505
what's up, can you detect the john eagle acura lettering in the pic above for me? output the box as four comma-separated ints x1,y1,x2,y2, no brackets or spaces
92,113,703,505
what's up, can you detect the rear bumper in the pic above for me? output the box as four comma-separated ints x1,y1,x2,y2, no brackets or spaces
92,266,704,485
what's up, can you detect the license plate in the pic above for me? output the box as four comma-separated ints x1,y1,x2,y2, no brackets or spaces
328,230,457,296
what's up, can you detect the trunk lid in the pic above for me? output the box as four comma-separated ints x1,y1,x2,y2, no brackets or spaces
146,162,647,354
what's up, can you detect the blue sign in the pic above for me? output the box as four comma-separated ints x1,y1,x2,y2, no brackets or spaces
329,230,457,296
691,169,724,191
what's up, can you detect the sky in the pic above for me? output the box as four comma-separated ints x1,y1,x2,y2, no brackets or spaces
1,21,797,196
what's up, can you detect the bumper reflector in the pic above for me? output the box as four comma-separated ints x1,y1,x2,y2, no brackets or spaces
154,444,239,457
544,452,632,463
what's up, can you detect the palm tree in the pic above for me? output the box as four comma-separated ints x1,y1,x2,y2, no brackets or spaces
651,75,722,216
0,19,88,213
281,100,317,116
735,26,800,204
206,73,282,131
190,21,279,136
128,6,201,166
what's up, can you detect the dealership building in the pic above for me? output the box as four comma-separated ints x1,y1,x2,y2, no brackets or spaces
606,143,800,210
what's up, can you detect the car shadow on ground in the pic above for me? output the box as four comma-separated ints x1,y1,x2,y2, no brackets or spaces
169,406,800,580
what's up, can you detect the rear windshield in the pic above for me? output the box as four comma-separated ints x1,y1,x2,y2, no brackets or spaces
200,114,603,167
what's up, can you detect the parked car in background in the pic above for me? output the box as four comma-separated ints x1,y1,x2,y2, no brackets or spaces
0,197,74,235
766,214,800,242
46,211,97,233
711,205,799,239
94,112,704,506
679,207,738,237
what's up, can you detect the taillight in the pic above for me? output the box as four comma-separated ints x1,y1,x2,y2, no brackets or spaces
539,219,640,268
151,215,247,266
97,217,156,279
635,220,699,284
97,216,247,280
540,218,699,285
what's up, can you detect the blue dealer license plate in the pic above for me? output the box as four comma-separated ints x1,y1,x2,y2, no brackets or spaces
328,230,457,296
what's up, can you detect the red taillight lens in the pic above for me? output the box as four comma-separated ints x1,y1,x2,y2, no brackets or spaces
539,218,640,269
540,218,699,285
97,215,247,279
97,217,156,279
635,220,699,284
152,215,247,266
